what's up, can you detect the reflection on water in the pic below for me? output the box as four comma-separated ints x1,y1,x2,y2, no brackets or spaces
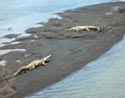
26,37,125,98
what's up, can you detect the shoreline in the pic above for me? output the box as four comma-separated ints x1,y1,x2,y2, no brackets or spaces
0,2,125,98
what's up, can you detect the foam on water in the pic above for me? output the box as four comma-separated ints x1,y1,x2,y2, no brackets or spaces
0,49,26,55
26,37,125,98
0,60,6,66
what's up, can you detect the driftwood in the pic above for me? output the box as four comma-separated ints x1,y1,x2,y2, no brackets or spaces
66,25,101,32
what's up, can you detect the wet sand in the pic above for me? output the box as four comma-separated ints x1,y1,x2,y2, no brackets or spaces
0,2,125,98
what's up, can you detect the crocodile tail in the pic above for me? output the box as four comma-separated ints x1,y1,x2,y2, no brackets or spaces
0,75,14,81
13,69,22,76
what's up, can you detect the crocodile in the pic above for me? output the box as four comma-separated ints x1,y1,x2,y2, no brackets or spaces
66,25,101,32
0,55,51,81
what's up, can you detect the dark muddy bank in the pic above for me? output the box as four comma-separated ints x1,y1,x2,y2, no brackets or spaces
0,2,125,98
